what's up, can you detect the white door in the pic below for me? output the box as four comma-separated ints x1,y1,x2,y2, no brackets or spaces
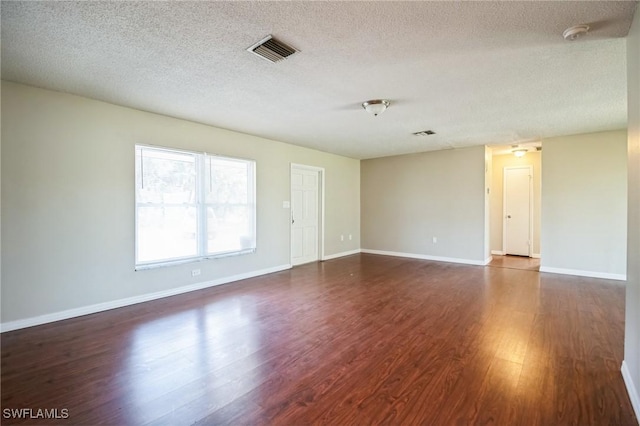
291,166,320,266
504,166,532,256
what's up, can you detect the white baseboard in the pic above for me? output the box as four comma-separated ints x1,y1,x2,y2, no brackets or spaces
531,253,541,259
0,264,292,333
322,249,361,261
539,266,626,281
622,360,640,423
361,249,486,266
484,256,493,265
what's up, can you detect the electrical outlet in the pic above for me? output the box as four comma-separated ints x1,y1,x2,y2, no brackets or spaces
191,269,201,277
432,237,437,244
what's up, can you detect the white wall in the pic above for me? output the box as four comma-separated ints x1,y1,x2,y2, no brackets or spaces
0,81,360,326
360,146,487,264
491,151,541,256
484,147,492,261
623,5,640,420
540,130,627,279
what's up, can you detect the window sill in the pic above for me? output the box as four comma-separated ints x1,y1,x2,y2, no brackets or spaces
135,248,256,271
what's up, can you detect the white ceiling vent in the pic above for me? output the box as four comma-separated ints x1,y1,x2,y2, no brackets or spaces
247,35,297,63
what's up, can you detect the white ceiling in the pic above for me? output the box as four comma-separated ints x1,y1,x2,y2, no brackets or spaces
1,1,637,159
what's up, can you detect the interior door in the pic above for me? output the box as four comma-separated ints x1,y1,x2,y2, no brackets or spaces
291,166,319,266
504,166,532,256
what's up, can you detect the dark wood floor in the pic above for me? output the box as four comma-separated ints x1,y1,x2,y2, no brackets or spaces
1,254,636,425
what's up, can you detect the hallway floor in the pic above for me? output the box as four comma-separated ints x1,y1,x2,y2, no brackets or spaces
488,255,540,271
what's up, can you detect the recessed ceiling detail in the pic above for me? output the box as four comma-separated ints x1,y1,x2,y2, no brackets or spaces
247,35,297,63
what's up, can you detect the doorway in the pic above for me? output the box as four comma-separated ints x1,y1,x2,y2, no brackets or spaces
488,147,541,263
503,166,533,257
290,164,324,266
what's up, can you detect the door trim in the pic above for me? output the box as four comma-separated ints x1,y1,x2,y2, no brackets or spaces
502,165,533,257
290,163,325,265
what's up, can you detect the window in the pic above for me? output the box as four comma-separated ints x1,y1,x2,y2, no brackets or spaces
135,145,256,268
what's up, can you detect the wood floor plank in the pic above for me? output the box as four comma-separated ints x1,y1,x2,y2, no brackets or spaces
1,254,636,425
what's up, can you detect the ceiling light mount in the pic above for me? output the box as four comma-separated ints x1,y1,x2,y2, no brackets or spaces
362,99,390,116
563,24,589,41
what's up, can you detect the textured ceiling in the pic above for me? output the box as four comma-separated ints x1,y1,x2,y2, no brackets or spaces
1,1,637,159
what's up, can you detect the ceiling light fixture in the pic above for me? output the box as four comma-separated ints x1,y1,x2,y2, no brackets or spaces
512,148,528,157
563,24,590,41
362,100,390,116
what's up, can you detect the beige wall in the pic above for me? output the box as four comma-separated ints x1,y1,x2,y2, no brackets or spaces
490,151,541,256
624,5,640,419
361,146,487,263
540,130,627,278
0,81,360,325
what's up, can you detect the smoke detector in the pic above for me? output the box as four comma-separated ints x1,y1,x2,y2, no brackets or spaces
563,25,589,41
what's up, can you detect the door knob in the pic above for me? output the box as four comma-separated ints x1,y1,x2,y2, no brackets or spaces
507,215,512,218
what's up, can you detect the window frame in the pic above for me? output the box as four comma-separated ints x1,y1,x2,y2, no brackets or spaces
135,144,256,270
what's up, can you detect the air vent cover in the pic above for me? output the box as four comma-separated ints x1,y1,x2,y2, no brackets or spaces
247,35,297,63
413,130,436,136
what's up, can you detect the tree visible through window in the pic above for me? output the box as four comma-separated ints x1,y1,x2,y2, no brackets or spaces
135,145,256,268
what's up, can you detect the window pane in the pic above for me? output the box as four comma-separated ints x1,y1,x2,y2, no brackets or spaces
136,148,196,204
204,156,256,256
204,157,249,205
206,205,255,255
137,206,198,263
